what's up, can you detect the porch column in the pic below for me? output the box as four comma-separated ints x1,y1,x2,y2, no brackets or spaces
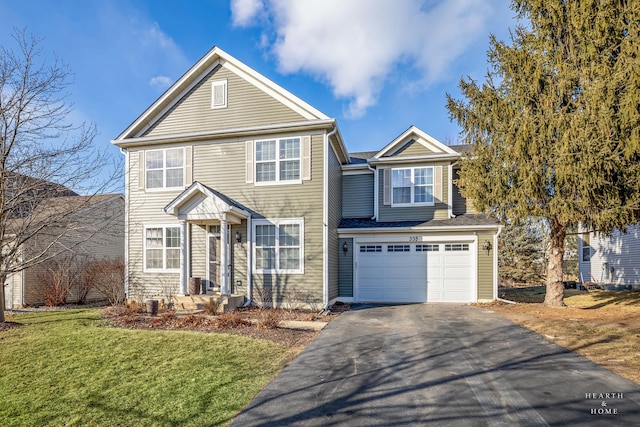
220,218,229,295
180,221,189,295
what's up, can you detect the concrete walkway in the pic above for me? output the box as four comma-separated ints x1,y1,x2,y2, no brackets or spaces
231,304,640,426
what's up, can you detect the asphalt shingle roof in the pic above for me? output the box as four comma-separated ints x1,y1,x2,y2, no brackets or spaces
338,214,498,230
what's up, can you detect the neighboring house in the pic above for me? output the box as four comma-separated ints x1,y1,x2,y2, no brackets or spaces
578,226,640,287
112,46,501,308
3,194,124,308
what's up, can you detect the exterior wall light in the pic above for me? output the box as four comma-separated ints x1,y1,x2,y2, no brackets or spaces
482,240,492,255
342,242,348,254
235,231,241,244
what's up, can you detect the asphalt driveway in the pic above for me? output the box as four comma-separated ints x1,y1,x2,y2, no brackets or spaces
231,304,640,426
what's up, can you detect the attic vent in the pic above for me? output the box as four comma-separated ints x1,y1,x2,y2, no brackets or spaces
212,80,227,109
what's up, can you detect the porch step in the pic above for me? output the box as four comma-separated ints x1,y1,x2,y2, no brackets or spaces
173,294,245,313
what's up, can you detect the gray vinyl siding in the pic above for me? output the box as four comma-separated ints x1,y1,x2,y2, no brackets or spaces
18,197,124,306
327,142,342,302
451,169,469,216
590,227,640,285
477,231,495,300
342,173,374,218
386,140,438,157
127,133,326,303
144,65,306,138
338,238,353,297
577,234,592,283
190,224,207,280
377,164,449,222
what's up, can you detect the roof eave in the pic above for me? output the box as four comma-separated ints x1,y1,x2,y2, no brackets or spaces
112,119,337,149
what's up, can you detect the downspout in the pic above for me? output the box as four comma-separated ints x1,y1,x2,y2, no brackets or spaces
120,147,130,300
493,225,503,301
323,125,339,311
367,163,377,220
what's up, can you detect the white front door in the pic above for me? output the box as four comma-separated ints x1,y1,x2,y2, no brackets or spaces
206,225,233,292
4,274,12,310
207,226,221,291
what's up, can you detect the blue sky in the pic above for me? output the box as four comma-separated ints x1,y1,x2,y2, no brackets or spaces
1,0,516,173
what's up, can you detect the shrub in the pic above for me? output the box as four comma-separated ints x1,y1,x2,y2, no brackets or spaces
203,299,221,315
85,258,125,305
257,309,283,329
215,311,251,328
38,257,81,306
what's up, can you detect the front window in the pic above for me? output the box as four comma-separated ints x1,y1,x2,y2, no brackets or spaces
255,137,300,183
392,167,433,205
254,219,303,273
146,148,184,190
145,226,181,271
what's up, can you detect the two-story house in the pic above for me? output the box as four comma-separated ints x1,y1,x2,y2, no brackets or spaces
112,46,500,308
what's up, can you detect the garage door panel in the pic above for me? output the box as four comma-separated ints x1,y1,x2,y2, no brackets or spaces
356,242,472,303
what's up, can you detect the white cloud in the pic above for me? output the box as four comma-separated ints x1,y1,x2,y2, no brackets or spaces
231,0,265,27
149,75,173,90
233,0,503,118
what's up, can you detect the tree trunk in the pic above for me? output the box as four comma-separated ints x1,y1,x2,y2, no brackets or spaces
0,274,5,323
544,218,566,307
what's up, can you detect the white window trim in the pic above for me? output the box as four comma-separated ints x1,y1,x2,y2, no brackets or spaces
145,147,185,191
252,218,304,274
211,79,227,109
254,137,302,186
143,224,181,273
391,166,435,207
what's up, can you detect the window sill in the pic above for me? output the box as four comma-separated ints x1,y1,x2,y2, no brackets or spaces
254,180,303,186
390,202,435,208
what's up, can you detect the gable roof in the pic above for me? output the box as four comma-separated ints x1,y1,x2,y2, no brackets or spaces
115,46,330,142
164,181,251,222
372,125,458,160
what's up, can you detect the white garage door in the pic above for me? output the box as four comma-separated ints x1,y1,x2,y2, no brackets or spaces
356,243,472,303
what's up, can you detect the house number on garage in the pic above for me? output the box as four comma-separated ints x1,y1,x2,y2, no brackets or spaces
409,236,420,242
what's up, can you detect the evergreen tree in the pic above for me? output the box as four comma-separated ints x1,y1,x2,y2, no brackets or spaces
447,1,640,306
499,219,545,286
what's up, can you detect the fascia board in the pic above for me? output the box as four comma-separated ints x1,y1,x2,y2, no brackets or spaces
112,119,336,149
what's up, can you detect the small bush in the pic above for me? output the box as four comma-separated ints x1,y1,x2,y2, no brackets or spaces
38,257,81,306
215,311,251,328
203,300,221,315
257,309,283,329
85,258,125,305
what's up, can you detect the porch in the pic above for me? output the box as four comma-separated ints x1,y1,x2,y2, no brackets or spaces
163,182,252,300
173,293,246,312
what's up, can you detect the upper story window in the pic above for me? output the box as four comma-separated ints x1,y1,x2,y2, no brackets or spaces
211,80,227,109
145,148,184,190
392,166,433,206
255,137,301,184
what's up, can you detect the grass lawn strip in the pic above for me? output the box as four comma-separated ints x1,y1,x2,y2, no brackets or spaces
488,288,640,385
0,309,294,426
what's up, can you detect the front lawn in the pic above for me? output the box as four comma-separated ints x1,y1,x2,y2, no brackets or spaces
488,287,640,384
0,309,294,426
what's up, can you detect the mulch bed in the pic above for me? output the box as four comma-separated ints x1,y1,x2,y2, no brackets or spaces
101,304,349,349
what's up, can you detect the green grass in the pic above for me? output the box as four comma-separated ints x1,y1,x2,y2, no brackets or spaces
0,309,293,426
498,285,585,303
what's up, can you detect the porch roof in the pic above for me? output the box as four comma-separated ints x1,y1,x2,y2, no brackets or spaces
163,181,251,223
